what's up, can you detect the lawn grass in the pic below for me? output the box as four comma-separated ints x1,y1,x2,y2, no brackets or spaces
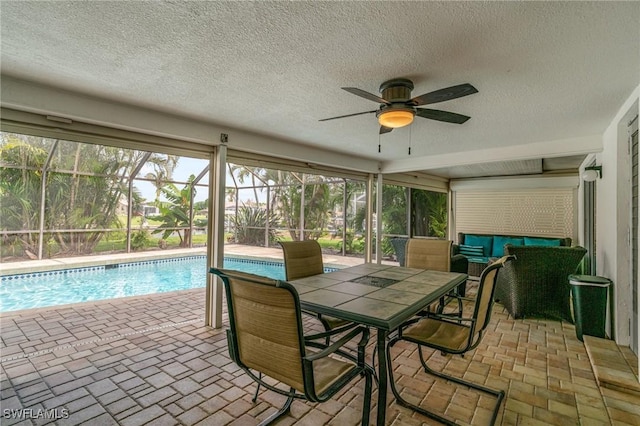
2,230,353,259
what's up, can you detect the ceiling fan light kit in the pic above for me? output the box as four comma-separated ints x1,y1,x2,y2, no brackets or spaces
320,78,478,136
377,108,415,128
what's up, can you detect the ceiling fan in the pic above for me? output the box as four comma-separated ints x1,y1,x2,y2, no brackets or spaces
320,78,478,134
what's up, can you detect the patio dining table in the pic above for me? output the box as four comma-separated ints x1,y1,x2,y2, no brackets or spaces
290,263,468,425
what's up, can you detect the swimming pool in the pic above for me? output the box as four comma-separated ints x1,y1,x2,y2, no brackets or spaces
0,256,337,313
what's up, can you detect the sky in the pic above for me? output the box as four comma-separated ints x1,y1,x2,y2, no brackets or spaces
136,157,208,204
135,157,261,205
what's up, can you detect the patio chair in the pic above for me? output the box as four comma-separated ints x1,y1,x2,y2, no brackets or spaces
211,268,373,426
405,238,453,271
405,238,468,313
280,240,353,332
386,255,514,426
393,238,469,277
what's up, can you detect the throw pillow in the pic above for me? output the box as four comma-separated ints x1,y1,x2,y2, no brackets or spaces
464,235,493,257
459,244,484,257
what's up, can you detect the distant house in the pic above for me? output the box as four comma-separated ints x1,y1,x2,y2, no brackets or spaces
143,205,159,216
116,197,128,215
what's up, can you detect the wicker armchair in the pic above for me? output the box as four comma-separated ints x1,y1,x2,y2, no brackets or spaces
211,268,373,426
494,244,587,321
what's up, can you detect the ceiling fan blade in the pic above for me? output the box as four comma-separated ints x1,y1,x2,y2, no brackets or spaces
416,108,471,124
319,110,378,122
380,126,393,135
342,87,390,104
410,83,478,106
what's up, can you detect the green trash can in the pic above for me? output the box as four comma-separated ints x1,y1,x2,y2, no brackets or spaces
569,274,611,341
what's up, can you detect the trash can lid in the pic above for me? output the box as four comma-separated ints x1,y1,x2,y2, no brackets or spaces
569,274,612,286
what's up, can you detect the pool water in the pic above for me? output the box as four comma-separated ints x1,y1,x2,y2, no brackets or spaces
0,256,334,313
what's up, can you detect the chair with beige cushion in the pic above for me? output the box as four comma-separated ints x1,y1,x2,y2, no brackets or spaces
211,268,373,426
406,238,453,270
386,255,514,426
280,240,353,331
392,237,468,278
405,238,467,311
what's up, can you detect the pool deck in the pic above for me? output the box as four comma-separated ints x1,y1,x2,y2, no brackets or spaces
2,282,639,425
1,247,638,425
0,244,370,276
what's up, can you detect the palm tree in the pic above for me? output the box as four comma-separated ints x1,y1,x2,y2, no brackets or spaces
1,134,160,256
228,163,265,206
412,189,447,238
152,175,195,247
266,170,342,241
145,155,178,202
0,134,48,255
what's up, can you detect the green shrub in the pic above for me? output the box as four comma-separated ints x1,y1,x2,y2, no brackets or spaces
131,229,150,250
339,231,367,255
231,206,279,246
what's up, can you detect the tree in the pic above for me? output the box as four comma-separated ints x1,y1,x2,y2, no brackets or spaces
228,164,264,206
362,184,408,256
152,175,195,247
412,189,447,238
131,187,145,216
269,172,337,240
193,199,208,212
301,179,333,240
0,134,48,255
381,185,408,236
0,132,177,258
145,155,178,201
336,181,367,254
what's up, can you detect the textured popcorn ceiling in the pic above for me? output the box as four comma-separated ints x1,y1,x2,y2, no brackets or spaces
1,1,638,175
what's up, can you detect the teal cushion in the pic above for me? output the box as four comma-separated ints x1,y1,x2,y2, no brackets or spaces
464,235,493,257
459,244,484,257
524,237,561,247
492,236,524,257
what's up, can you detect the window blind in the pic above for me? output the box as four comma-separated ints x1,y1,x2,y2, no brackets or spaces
454,188,576,239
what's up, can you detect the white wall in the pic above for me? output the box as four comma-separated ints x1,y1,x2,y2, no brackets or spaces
591,85,639,347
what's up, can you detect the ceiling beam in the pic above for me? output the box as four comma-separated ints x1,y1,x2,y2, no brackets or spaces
380,134,602,174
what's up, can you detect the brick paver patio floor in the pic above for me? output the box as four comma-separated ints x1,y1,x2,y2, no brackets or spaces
2,281,639,425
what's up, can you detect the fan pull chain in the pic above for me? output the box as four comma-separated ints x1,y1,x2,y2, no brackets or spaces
378,133,381,153
408,125,412,155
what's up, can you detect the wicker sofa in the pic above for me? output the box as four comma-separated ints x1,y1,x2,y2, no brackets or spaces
495,244,587,321
455,232,573,277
